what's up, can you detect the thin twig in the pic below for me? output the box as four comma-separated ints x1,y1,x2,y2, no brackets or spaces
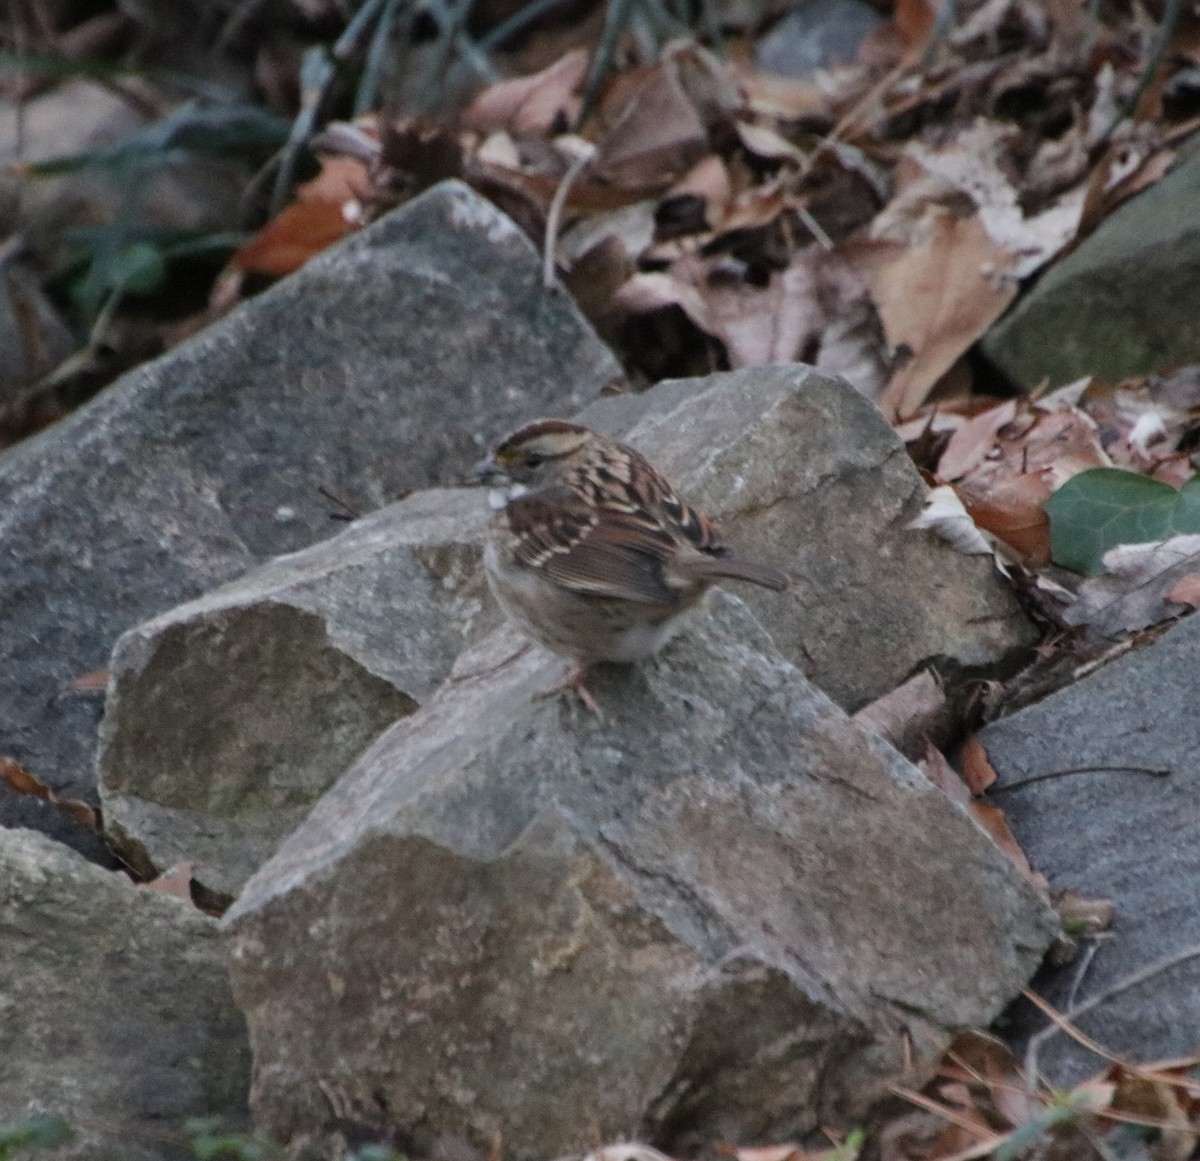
1065,939,1102,1011
987,764,1170,796
1023,944,1200,1088
797,205,833,250
355,0,405,116
316,484,361,521
542,146,595,290
578,0,638,125
1120,0,1181,127
887,1083,1000,1142
921,0,959,67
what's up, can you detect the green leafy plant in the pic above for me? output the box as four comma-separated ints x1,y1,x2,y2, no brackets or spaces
184,1117,282,1161
0,1114,72,1160
1045,468,1200,573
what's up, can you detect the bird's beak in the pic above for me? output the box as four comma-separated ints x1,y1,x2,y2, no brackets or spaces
473,454,501,483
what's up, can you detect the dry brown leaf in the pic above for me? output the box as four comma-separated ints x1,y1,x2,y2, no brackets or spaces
853,670,947,759
0,755,101,831
892,0,936,47
956,473,1052,565
968,798,1047,895
142,861,196,902
738,70,831,120
1053,889,1114,936
907,485,997,558
66,667,110,693
590,58,709,188
918,740,971,808
462,49,587,135
668,154,732,216
715,181,789,233
735,120,805,163
959,735,998,796
873,210,1018,420
1064,534,1200,637
230,155,370,278
1104,1060,1199,1161
1079,142,1176,236
940,1030,1035,1129
936,399,1018,481
615,252,821,368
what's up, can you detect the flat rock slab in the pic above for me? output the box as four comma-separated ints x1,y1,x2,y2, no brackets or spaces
984,144,1200,388
581,365,1035,711
0,179,619,857
223,595,1055,1159
980,613,1200,1083
0,827,250,1160
98,488,497,901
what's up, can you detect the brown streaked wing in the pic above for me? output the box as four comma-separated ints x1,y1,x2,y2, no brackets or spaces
504,485,680,604
605,444,725,555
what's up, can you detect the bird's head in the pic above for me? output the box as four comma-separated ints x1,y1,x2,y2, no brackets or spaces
479,419,595,487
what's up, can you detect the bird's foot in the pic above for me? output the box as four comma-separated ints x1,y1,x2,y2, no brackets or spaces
536,661,604,719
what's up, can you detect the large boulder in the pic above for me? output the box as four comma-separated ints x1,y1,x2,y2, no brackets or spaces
984,145,1200,388
0,827,250,1161
223,595,1056,1159
581,364,1036,711
0,179,620,859
980,611,1200,1083
98,488,496,901
97,367,1033,901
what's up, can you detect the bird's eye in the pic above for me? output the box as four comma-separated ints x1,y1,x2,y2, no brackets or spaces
524,453,545,469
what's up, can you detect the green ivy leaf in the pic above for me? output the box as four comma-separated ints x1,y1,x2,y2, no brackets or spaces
105,242,168,295
0,1114,73,1153
1045,468,1200,574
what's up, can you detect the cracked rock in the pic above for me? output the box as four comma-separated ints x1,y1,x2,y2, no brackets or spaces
98,488,497,901
580,364,1036,710
0,827,250,1161
95,366,1031,901
0,179,619,858
223,594,1056,1159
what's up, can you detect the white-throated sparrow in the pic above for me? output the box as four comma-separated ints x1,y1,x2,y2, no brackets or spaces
479,418,789,712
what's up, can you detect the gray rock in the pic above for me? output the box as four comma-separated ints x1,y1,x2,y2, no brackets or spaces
223,595,1056,1158
979,612,1200,1083
755,0,884,78
0,827,250,1160
582,365,1035,711
0,179,620,857
97,367,1030,904
984,144,1200,388
98,488,497,901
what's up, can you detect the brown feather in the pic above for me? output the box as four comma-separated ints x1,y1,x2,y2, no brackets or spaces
670,553,791,591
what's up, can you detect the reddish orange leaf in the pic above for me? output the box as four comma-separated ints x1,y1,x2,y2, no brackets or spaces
230,155,371,278
0,755,101,831
959,736,997,796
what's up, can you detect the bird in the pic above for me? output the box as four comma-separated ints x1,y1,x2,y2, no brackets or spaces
478,418,789,713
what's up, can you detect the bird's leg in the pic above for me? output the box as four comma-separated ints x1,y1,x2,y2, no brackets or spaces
536,661,604,719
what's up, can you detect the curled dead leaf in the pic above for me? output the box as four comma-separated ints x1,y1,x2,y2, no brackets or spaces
0,755,100,831
853,669,947,759
462,50,587,135
873,210,1018,420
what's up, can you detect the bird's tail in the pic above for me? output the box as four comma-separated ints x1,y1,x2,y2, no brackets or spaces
677,554,791,591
